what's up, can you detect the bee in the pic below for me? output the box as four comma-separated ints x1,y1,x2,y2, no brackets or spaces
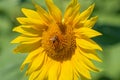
50,35,59,49
50,35,58,43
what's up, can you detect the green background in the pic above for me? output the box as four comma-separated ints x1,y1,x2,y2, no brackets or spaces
0,0,120,80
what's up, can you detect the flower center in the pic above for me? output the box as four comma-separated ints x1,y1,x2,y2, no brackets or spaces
42,25,76,61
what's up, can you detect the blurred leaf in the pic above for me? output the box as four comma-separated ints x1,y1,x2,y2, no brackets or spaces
0,35,28,80
95,0,120,26
0,16,12,36
92,43,120,80
102,43,120,80
93,24,120,46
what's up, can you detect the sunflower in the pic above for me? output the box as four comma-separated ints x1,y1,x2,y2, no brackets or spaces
11,0,102,80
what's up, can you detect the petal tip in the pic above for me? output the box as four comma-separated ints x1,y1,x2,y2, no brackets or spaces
21,8,26,12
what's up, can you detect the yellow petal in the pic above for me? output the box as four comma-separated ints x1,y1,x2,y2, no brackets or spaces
13,26,39,36
11,36,41,44
79,3,95,20
76,38,102,51
17,18,43,25
48,62,60,80
74,27,102,38
79,48,102,62
72,48,99,76
26,52,45,74
74,48,101,72
36,68,48,80
21,8,41,19
13,41,41,53
64,0,80,24
84,16,98,28
36,58,53,80
20,47,44,70
74,62,91,79
35,4,52,25
45,0,62,24
72,52,91,79
29,70,40,80
65,0,78,9
73,74,79,80
59,61,73,80
78,51,100,72
72,53,83,78
74,3,95,25
13,25,46,34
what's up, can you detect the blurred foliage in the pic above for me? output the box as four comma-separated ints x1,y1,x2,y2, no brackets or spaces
0,0,120,80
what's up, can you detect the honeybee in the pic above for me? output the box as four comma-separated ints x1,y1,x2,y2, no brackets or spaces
50,35,59,49
50,35,58,43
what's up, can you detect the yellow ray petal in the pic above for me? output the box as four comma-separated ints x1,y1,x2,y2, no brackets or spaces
72,61,80,80
14,25,46,34
74,3,95,25
26,52,45,74
73,74,79,80
45,0,62,24
59,61,73,80
74,27,102,38
65,0,78,15
48,62,60,80
29,70,40,80
76,38,102,51
72,50,88,75
76,47,99,75
78,51,100,72
35,4,52,25
72,54,91,79
64,0,80,24
13,26,39,36
84,16,98,28
79,48,102,62
80,76,90,80
17,18,43,25
21,8,41,19
36,68,48,80
11,36,41,44
21,47,44,70
36,58,53,80
73,48,97,75
74,48,100,72
79,3,95,20
13,41,41,53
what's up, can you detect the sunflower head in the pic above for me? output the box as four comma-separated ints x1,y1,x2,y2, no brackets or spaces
11,0,102,80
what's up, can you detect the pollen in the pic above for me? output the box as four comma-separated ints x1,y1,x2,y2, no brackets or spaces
42,23,76,61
